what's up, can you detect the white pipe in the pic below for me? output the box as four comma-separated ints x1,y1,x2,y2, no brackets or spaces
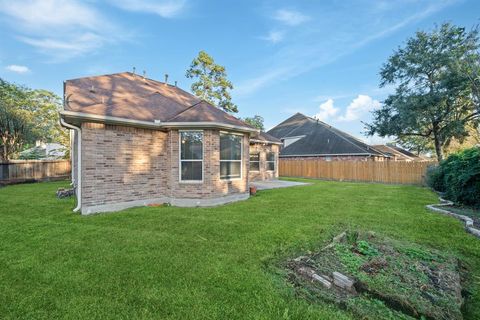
60,118,81,212
69,129,74,186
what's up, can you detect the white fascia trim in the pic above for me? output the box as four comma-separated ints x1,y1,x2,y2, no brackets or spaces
60,110,259,133
164,122,258,133
250,139,283,145
281,135,306,139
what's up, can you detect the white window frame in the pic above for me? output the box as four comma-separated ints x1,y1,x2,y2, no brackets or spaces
266,152,276,172
219,131,243,180
179,130,204,183
249,152,260,172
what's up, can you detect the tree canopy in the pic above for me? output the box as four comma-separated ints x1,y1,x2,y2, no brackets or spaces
366,23,480,160
0,78,66,160
186,51,238,113
243,115,265,131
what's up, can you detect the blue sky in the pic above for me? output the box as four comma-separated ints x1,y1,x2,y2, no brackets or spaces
0,0,479,142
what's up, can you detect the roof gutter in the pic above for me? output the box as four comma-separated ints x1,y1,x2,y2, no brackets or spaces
59,117,81,213
60,110,259,134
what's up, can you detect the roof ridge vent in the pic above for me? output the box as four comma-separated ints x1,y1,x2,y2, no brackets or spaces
164,74,169,85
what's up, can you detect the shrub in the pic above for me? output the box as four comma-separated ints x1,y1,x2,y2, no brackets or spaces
429,147,480,208
426,165,445,192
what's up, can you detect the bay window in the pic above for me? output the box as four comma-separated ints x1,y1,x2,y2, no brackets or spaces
220,133,242,179
180,131,203,181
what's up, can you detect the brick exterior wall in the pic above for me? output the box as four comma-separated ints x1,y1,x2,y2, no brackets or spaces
249,143,280,181
81,123,169,208
79,123,250,211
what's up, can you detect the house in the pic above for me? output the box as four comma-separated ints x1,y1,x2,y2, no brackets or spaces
267,113,387,161
19,142,67,160
372,144,426,161
60,72,281,215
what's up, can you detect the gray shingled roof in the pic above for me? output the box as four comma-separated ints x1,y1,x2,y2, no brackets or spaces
267,113,384,157
250,131,282,144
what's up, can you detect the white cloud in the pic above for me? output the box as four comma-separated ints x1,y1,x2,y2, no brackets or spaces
273,9,310,26
0,0,122,61
338,95,381,122
5,64,30,73
0,0,103,32
234,67,290,96
237,1,455,97
260,30,284,43
313,99,339,121
19,33,107,59
109,0,187,18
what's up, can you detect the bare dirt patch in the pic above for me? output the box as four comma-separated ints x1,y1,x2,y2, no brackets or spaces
283,231,465,319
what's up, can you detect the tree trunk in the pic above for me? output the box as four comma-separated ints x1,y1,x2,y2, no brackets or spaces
1,144,7,162
433,129,443,161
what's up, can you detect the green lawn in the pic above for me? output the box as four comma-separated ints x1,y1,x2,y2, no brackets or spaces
1,179,479,319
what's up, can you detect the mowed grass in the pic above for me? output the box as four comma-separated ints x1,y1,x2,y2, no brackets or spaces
1,179,479,319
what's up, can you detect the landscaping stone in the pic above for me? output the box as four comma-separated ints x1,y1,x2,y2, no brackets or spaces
296,267,332,289
312,273,332,289
332,271,355,291
56,188,74,198
426,197,480,239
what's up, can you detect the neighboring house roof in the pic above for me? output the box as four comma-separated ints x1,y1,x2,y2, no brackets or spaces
372,144,423,161
267,113,385,157
250,131,283,145
19,143,66,160
61,72,256,132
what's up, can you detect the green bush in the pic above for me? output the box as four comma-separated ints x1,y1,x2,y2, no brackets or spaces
426,165,445,192
428,147,480,208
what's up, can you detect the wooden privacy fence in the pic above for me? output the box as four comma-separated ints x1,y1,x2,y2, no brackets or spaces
279,159,437,185
0,160,71,185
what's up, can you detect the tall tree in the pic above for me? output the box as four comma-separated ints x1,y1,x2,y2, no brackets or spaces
186,51,238,113
397,136,434,157
0,79,66,160
366,23,480,161
243,115,265,131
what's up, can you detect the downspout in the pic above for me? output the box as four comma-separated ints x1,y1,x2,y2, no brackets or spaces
60,118,81,213
69,129,74,186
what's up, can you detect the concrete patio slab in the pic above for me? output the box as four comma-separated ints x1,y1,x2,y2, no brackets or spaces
251,180,310,190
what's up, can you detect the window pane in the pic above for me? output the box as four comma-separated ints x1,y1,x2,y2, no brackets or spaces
266,152,275,162
250,161,260,171
181,131,203,160
220,161,241,179
181,161,202,180
266,161,275,171
249,153,259,162
220,134,242,160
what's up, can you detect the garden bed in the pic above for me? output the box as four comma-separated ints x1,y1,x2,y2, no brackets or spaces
284,231,465,320
438,205,480,229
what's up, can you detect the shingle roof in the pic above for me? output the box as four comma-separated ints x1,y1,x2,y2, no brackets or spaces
267,113,385,157
63,72,253,130
372,145,421,161
250,131,282,144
